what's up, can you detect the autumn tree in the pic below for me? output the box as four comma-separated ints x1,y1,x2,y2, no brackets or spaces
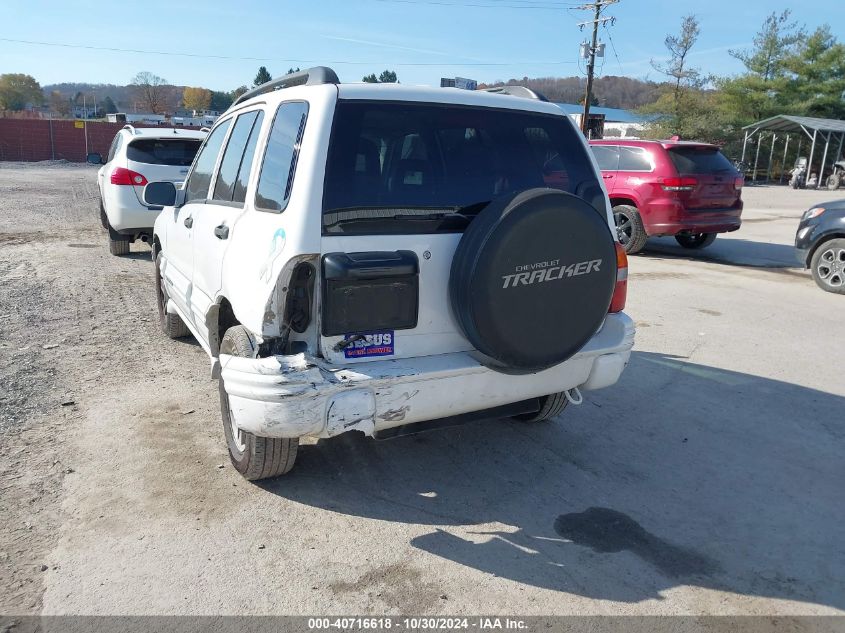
0,73,44,111
254,66,272,87
182,86,212,112
49,90,70,116
131,72,168,113
231,85,249,101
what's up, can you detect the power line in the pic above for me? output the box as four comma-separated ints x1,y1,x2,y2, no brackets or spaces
0,37,578,67
373,0,583,9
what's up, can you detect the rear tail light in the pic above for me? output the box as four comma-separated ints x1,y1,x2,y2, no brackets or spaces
609,242,628,313
661,176,697,192
734,176,744,190
110,167,148,186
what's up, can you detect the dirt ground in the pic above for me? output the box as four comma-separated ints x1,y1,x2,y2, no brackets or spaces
0,162,843,617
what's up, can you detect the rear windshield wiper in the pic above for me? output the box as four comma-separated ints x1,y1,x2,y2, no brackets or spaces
322,201,491,231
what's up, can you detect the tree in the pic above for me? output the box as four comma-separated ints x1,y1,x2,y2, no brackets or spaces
730,10,805,82
0,73,44,111
102,96,118,114
210,90,233,112
286,67,301,75
782,25,845,118
231,85,249,101
362,70,399,83
182,86,212,112
49,90,70,116
650,15,705,131
254,66,272,87
131,72,168,113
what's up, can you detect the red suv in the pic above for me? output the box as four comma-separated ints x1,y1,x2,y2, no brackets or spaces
590,140,744,253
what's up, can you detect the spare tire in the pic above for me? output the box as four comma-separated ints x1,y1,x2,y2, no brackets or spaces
449,188,617,373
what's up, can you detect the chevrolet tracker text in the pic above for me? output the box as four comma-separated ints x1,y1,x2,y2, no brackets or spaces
502,259,603,288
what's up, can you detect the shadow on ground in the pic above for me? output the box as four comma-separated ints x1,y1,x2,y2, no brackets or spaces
640,237,802,270
261,351,844,609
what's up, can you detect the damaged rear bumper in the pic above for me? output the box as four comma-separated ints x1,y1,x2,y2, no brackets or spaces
219,312,635,439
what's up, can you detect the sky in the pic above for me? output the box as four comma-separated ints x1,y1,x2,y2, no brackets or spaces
2,0,842,93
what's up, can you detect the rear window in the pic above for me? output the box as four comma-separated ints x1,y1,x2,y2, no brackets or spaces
323,101,603,234
127,139,202,166
668,146,734,174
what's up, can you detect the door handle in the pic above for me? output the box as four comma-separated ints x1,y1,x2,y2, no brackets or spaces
184,216,193,228
602,174,614,179
214,224,229,240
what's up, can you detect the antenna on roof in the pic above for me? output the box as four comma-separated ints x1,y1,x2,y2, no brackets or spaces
233,67,340,106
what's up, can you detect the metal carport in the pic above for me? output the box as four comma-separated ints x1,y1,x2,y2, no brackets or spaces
741,115,845,188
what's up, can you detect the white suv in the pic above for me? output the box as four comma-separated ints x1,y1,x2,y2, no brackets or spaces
89,126,207,255
145,68,635,481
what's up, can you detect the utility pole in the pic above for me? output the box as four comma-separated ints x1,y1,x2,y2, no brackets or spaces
577,0,617,136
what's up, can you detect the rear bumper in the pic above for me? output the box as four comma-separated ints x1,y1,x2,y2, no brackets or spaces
220,312,636,439
644,200,743,236
105,186,162,232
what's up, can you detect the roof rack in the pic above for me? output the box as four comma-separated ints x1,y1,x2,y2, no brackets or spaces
482,86,549,102
233,66,340,106
122,124,137,135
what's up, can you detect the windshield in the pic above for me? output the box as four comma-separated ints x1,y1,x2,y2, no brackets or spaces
127,138,202,166
323,100,602,233
668,146,735,174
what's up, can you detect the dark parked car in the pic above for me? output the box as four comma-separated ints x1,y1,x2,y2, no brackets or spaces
590,139,744,254
795,200,845,294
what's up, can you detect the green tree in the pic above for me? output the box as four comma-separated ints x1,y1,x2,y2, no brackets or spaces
782,25,845,118
0,73,44,110
254,66,272,87
651,14,704,126
730,10,805,81
362,70,399,83
102,95,118,114
231,85,249,100
210,90,233,111
286,67,301,75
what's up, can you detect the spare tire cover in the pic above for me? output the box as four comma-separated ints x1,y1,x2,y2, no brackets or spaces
449,188,617,372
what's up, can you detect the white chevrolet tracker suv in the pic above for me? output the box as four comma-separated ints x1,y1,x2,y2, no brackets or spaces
89,126,207,255
144,67,635,481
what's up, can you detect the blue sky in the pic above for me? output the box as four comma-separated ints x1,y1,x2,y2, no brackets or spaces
2,1,840,92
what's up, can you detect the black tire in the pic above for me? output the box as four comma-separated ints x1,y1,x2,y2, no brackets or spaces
613,204,648,254
827,173,841,190
108,234,130,256
154,252,190,338
514,392,569,422
810,238,845,295
219,325,298,480
675,233,717,249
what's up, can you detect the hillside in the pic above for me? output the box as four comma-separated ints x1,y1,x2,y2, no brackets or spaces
481,75,666,110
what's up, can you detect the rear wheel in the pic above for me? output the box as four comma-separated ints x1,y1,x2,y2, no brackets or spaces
827,173,841,190
810,238,845,294
613,204,648,254
108,233,130,256
219,325,299,480
514,392,569,422
675,233,717,249
154,252,190,338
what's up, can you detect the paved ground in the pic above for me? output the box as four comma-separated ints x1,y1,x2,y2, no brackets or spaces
1,163,843,616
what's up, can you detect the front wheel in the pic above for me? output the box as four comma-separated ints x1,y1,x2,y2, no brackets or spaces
675,233,717,249
827,173,841,190
220,325,299,480
810,238,845,294
613,204,648,254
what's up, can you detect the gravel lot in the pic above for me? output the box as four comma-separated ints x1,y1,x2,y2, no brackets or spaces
0,162,843,617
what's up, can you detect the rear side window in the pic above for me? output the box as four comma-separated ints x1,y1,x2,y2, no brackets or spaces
668,146,735,174
184,120,231,203
255,102,309,212
127,139,202,166
591,145,619,171
107,134,123,163
323,101,600,233
212,110,264,204
617,146,652,171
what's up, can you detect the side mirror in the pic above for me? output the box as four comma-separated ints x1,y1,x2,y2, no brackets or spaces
143,181,177,207
86,152,103,165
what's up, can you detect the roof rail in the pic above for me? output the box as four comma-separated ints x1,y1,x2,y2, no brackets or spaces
233,66,340,106
482,86,549,102
122,124,137,135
